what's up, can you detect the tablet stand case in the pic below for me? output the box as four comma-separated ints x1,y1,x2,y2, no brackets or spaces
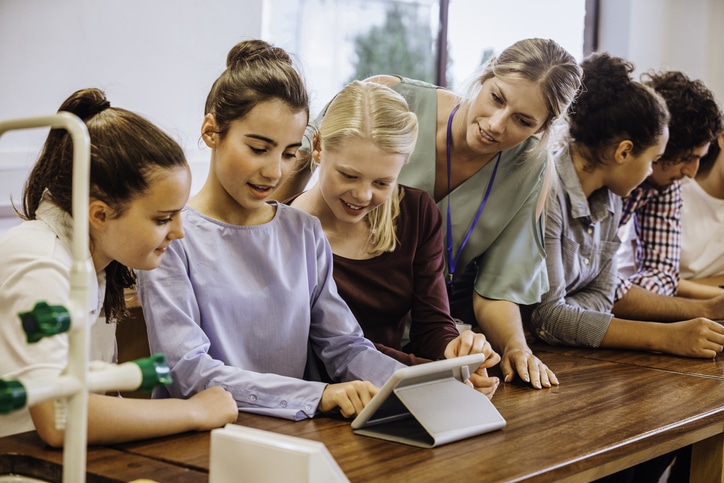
352,372,506,448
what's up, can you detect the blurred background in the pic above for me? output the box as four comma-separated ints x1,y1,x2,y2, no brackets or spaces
1,0,722,232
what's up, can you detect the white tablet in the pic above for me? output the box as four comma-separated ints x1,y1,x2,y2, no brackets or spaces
351,353,506,448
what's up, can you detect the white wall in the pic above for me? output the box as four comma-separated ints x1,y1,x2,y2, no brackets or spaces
1,0,723,233
0,0,263,230
597,0,724,102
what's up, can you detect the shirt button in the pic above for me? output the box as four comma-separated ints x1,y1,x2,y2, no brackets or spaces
583,258,590,265
538,330,545,337
305,404,313,412
280,400,288,408
249,394,257,402
587,227,593,234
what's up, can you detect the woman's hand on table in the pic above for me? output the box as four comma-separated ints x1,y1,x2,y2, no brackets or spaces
319,381,379,418
471,295,556,390
500,347,558,390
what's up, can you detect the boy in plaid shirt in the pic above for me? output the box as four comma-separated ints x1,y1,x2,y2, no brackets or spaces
614,70,724,321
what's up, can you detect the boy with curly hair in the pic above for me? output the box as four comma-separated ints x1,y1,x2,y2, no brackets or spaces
613,70,724,321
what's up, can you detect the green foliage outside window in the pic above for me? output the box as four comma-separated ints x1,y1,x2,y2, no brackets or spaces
348,3,441,85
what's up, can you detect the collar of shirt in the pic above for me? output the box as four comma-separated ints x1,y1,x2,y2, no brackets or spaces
555,151,616,225
626,181,659,207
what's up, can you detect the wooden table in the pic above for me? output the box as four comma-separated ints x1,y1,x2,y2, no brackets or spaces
2,348,723,482
0,431,208,482
534,343,724,381
115,349,724,482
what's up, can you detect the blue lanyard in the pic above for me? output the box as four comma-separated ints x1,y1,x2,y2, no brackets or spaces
445,104,501,285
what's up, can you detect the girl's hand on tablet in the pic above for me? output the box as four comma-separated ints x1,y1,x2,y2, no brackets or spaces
319,381,379,418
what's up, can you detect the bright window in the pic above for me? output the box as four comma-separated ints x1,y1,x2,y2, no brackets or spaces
446,0,586,90
263,0,588,115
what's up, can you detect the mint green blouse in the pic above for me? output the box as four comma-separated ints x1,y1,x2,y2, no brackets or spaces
391,77,549,305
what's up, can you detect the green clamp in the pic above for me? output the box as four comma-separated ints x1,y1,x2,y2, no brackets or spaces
19,301,71,343
0,380,27,414
132,353,173,392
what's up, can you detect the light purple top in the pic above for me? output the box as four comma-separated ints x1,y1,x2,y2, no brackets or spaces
136,203,403,421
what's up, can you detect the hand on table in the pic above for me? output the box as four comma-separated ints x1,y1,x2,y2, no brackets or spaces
500,347,558,390
663,318,724,358
705,292,724,320
187,385,239,430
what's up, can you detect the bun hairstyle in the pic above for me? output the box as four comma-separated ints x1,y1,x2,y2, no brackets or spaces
24,88,187,220
566,52,669,168
22,87,188,322
59,88,111,121
203,39,309,138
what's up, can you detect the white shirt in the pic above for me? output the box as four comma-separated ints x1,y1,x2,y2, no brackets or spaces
680,178,724,279
616,218,637,280
0,199,114,437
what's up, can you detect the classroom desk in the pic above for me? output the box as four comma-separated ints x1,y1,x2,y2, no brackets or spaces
116,350,724,482
534,342,724,380
0,432,209,482
1,349,723,482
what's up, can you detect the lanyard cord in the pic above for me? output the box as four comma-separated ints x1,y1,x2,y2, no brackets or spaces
445,104,502,285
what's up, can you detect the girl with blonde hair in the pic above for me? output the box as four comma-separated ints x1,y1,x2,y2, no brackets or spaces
290,80,500,397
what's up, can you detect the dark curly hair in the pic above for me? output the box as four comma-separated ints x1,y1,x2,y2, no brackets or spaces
641,70,723,165
566,52,669,169
698,129,723,176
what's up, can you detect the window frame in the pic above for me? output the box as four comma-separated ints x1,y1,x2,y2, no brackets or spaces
434,0,597,87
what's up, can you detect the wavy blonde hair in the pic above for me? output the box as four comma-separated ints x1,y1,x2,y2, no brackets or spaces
318,81,418,255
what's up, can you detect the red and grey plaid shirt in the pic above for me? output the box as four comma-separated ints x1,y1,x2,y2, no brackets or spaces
615,180,682,301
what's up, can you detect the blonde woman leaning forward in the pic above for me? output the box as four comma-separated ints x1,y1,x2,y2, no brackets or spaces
276,38,583,389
